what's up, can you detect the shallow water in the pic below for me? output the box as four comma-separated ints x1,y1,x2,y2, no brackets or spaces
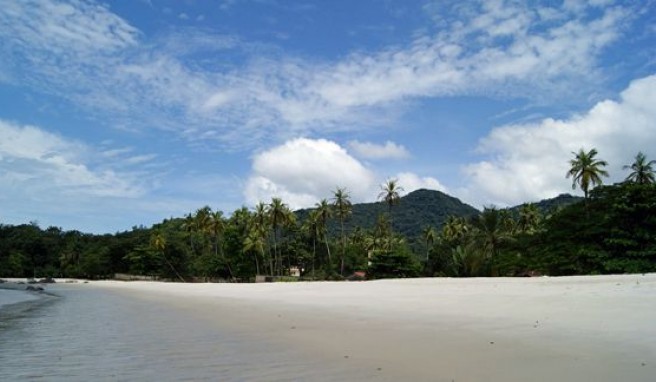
0,289,40,309
0,285,380,381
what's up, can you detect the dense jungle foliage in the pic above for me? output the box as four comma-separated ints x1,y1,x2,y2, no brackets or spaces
1,150,654,281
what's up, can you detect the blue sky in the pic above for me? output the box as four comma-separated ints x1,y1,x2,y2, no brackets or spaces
1,0,655,233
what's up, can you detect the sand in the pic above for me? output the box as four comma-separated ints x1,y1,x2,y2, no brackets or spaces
86,274,655,381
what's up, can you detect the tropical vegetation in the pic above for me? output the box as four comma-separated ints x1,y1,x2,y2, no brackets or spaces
1,150,654,280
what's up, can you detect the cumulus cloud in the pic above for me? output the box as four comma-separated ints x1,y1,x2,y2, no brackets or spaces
244,138,376,208
348,140,410,160
462,74,656,207
395,172,448,194
244,138,450,209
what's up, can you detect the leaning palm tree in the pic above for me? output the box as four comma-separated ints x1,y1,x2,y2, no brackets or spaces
332,187,352,275
378,179,404,233
624,151,656,184
150,231,185,282
566,148,609,201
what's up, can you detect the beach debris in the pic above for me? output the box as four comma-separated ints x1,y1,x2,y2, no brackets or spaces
489,341,494,345
344,355,349,359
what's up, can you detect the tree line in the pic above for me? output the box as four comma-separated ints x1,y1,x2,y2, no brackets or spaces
1,150,654,280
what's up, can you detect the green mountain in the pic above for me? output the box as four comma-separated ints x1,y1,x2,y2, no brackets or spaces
296,188,480,238
508,193,583,216
296,189,584,240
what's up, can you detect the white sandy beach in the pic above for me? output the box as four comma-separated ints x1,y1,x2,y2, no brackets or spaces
83,274,654,381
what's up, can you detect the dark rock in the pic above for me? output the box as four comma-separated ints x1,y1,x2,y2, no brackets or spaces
38,277,56,283
26,285,44,291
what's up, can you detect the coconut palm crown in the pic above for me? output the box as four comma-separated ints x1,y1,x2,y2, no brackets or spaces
624,151,656,185
566,148,609,199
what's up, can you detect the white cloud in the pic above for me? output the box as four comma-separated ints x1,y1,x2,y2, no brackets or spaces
462,74,656,207
244,138,376,209
395,172,448,194
0,120,146,199
244,138,450,209
348,140,410,160
0,0,635,149
0,0,138,56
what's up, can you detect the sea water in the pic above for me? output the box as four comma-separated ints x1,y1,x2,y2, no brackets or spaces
0,285,380,381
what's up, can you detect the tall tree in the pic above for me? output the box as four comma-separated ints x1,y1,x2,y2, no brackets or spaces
150,231,185,282
267,197,295,275
243,226,265,275
181,213,197,255
518,203,542,234
421,226,437,262
566,148,609,201
624,151,656,184
470,207,513,263
315,199,333,267
209,210,233,279
378,179,404,234
302,209,321,274
332,187,352,275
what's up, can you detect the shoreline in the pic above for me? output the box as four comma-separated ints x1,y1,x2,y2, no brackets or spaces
84,274,654,381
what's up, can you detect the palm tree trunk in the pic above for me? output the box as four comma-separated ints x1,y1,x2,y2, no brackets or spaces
254,249,261,275
340,219,345,275
312,236,316,274
325,237,332,266
162,253,185,282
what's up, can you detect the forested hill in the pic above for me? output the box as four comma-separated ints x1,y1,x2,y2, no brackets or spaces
296,189,583,239
509,193,583,215
297,189,480,238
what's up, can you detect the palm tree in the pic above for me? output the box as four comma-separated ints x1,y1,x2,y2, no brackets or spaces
194,206,213,253
470,207,513,262
566,148,609,201
150,231,185,282
332,187,352,275
378,179,404,229
302,209,321,274
624,152,656,184
421,226,437,262
315,199,333,266
253,202,273,274
209,210,233,279
181,213,197,255
267,197,295,275
518,203,542,234
243,226,265,275
442,215,469,243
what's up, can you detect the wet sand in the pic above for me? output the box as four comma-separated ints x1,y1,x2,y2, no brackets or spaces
85,274,655,381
